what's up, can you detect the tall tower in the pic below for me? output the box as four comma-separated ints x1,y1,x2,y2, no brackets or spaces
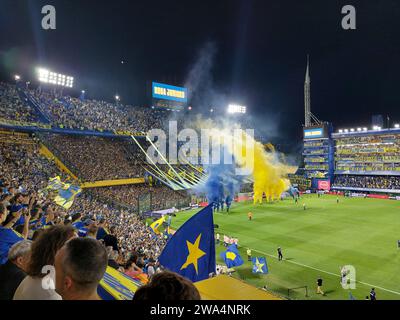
304,55,311,127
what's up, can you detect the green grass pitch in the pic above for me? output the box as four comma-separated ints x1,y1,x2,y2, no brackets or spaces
170,194,400,300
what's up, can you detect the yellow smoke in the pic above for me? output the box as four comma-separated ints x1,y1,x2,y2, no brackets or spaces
207,128,291,204
229,130,290,203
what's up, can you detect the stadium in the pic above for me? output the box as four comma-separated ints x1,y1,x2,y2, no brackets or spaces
1,0,400,306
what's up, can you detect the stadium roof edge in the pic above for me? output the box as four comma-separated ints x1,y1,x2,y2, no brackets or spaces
332,128,400,138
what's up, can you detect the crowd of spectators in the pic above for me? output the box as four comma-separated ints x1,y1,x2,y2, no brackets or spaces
40,134,146,181
333,175,400,190
0,133,68,193
335,163,400,172
0,132,201,300
29,89,167,132
69,192,167,261
90,185,190,211
335,134,400,174
0,82,40,123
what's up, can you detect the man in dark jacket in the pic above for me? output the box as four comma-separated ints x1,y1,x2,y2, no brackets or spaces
103,225,119,252
0,240,31,300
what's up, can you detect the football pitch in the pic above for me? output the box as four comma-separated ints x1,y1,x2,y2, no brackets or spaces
170,194,400,300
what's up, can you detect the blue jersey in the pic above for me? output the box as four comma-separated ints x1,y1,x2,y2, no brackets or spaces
10,204,28,226
0,227,23,264
72,221,88,237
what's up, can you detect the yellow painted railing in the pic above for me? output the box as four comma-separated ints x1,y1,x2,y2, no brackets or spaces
80,178,145,189
39,143,79,180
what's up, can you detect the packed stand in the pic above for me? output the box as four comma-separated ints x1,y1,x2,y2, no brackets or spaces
0,83,41,123
0,134,198,300
90,184,190,211
333,175,400,190
0,132,68,194
334,133,400,173
29,88,167,132
40,134,146,181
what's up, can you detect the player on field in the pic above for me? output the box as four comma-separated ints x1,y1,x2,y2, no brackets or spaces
316,277,324,295
247,211,253,221
369,288,376,300
247,248,252,261
277,247,283,261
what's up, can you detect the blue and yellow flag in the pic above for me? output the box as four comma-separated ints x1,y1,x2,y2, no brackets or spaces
220,244,244,268
158,204,216,282
47,176,81,209
150,215,166,235
251,257,268,274
98,266,143,300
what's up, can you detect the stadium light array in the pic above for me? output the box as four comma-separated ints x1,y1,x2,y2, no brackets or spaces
115,95,120,101
37,68,74,88
395,124,400,128
227,104,247,114
14,75,21,81
339,127,368,133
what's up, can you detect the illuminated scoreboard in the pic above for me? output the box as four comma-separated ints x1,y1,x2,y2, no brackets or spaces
303,123,330,140
304,127,324,139
151,82,187,110
152,82,187,102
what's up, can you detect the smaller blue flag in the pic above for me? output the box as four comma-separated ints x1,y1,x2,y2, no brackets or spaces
220,244,244,268
252,257,268,274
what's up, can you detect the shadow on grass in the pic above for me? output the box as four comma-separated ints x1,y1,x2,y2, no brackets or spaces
236,268,265,281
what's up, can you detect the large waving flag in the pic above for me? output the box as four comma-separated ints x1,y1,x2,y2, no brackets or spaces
220,244,244,268
150,215,166,235
158,204,216,282
47,176,81,209
252,257,268,274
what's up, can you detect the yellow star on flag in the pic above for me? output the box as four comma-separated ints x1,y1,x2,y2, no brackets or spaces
180,234,206,274
255,258,265,273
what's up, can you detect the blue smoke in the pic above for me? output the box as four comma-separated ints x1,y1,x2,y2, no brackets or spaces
194,146,244,206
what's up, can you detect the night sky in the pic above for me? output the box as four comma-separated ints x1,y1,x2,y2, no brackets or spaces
1,0,400,154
